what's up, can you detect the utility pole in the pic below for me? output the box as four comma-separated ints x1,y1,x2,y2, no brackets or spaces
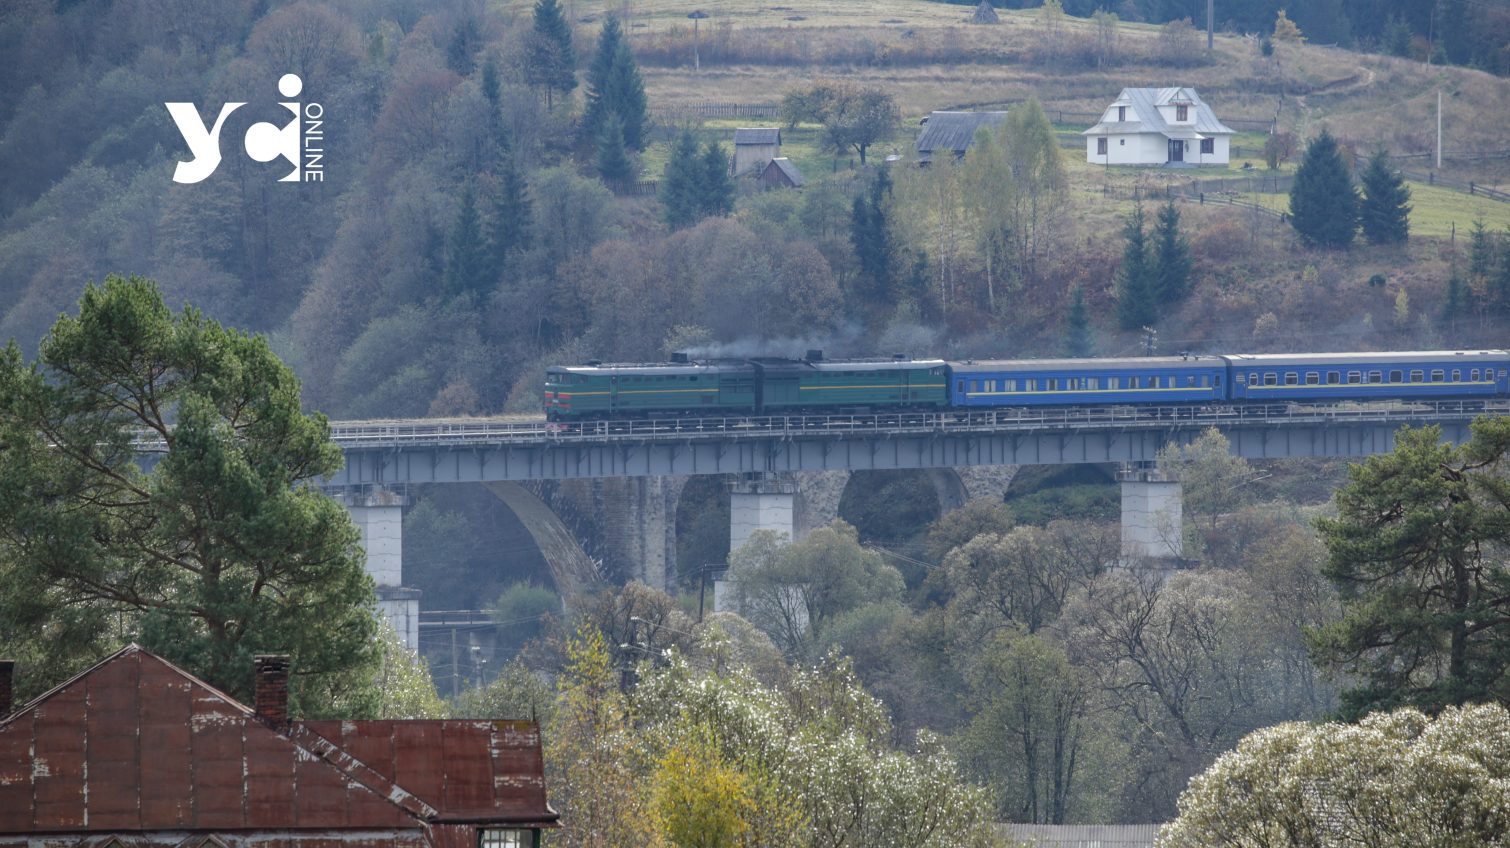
1142,326,1157,357
1206,0,1214,55
688,10,708,72
1436,89,1442,170
450,627,460,700
697,564,710,623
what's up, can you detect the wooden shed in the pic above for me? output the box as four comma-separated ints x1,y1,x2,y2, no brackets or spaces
732,127,781,175
758,157,805,189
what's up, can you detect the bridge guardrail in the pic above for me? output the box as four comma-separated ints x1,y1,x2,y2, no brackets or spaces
318,400,1509,449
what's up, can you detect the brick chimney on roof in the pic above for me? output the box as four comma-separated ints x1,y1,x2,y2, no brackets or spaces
0,659,13,718
253,654,290,728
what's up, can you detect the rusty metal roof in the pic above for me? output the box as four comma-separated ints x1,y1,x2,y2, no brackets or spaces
0,645,557,837
301,720,559,827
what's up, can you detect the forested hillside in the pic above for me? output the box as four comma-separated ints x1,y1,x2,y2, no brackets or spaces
2,0,1510,420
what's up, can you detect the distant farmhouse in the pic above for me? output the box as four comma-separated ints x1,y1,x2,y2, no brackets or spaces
1082,88,1234,167
915,110,1009,165
732,127,781,175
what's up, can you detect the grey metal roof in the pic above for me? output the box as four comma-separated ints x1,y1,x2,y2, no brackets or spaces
916,111,1009,154
765,157,805,186
1082,87,1233,136
734,127,780,145
951,355,1224,374
1222,351,1510,367
755,358,946,374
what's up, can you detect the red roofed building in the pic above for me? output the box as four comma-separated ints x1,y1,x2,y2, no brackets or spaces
0,646,558,848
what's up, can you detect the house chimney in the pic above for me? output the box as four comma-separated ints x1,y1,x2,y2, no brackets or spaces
0,660,13,718
253,655,290,728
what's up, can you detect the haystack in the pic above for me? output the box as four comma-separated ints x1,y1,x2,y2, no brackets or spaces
970,1,999,24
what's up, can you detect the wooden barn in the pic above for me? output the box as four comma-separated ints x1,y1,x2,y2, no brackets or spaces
732,127,781,175
915,110,1009,165
758,157,805,189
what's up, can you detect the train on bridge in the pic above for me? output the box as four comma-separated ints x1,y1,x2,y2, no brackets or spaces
542,350,1510,421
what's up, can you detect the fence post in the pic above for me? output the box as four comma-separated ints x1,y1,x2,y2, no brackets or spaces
1470,181,1476,195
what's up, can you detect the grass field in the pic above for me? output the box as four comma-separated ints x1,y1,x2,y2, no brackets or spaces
1242,182,1510,239
511,0,1510,174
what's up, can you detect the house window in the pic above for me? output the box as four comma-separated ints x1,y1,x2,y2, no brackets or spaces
1200,138,1214,154
1117,106,1126,122
1097,137,1108,155
1120,139,1126,146
480,829,532,848
1176,104,1188,121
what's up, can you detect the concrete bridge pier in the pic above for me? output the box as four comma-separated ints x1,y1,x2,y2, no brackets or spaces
729,475,797,553
1118,464,1184,564
339,488,420,651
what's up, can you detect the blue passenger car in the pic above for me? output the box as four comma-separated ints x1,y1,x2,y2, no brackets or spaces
1222,351,1510,402
948,355,1228,407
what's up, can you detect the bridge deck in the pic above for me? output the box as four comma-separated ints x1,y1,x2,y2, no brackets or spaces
311,400,1505,484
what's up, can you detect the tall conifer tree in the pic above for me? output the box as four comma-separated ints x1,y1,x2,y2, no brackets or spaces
660,131,703,230
1289,129,1359,248
850,169,895,305
1152,200,1192,304
1064,287,1092,357
444,186,489,297
697,142,734,219
582,16,648,150
1115,202,1157,330
490,154,532,270
595,114,633,183
1359,150,1412,246
526,0,576,109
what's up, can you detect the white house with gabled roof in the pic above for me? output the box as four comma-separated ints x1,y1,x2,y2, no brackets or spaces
1082,87,1234,167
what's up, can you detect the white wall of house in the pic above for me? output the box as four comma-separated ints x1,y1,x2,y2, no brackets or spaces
1085,133,1229,166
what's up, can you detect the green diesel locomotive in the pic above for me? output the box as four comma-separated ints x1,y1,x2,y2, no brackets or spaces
543,353,947,420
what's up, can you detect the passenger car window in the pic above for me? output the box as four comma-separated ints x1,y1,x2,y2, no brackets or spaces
1390,370,1403,383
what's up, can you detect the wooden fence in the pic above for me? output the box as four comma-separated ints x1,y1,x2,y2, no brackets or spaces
652,102,781,120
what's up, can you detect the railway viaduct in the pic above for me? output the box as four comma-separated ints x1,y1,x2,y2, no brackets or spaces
319,400,1501,648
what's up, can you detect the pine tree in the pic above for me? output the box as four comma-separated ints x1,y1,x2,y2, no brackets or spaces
1064,286,1092,357
490,154,532,269
582,16,648,151
595,114,633,183
1358,150,1411,246
850,169,894,303
1496,228,1510,314
1115,202,1157,330
1289,129,1359,248
698,141,734,219
1151,200,1192,304
581,16,623,141
1468,218,1493,281
1442,265,1464,330
444,185,490,297
608,39,648,150
660,130,703,230
526,0,576,109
